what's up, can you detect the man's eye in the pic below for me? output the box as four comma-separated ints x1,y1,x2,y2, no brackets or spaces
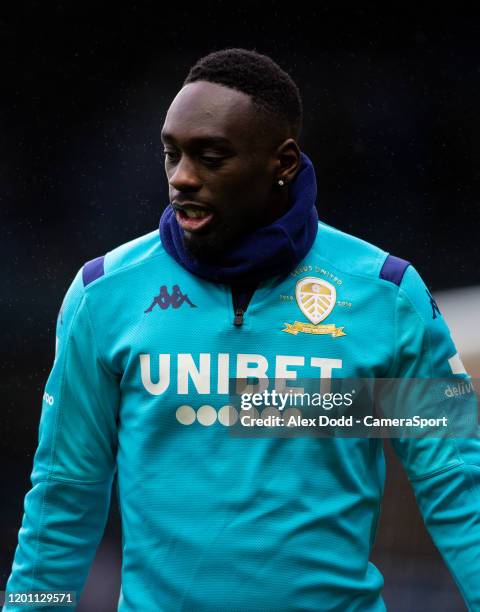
162,150,178,161
201,156,225,166
161,150,225,167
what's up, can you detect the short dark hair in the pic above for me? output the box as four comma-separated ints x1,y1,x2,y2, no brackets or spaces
183,47,303,140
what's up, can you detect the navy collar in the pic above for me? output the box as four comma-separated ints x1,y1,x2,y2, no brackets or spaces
159,151,318,284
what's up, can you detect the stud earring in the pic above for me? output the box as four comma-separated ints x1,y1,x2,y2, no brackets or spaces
277,179,285,187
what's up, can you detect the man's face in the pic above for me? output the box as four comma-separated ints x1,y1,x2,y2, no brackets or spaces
161,80,282,260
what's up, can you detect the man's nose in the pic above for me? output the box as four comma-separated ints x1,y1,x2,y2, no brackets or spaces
168,156,201,191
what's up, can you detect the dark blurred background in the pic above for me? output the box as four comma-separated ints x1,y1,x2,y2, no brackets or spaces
2,3,479,611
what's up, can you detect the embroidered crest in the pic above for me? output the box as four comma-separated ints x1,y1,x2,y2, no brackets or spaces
296,277,336,324
282,277,346,337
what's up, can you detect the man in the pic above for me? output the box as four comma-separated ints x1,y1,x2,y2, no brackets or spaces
3,48,480,611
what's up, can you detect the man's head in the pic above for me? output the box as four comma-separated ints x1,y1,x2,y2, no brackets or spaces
161,48,303,261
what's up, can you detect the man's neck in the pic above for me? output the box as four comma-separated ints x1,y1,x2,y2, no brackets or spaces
256,189,291,229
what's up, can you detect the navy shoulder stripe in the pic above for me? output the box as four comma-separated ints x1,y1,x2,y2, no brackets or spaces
82,255,105,287
379,254,410,286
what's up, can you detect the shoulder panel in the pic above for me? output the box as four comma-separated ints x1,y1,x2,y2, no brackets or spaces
379,254,411,286
82,255,105,287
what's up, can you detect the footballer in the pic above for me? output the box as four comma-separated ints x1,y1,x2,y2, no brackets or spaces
3,48,480,611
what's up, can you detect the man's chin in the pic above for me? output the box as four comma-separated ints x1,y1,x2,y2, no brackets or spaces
182,229,239,262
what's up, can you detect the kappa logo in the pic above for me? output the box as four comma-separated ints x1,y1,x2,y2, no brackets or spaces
426,288,441,319
145,284,197,313
282,277,346,337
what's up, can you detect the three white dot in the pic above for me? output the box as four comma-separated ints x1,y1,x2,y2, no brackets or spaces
175,404,258,426
176,405,303,427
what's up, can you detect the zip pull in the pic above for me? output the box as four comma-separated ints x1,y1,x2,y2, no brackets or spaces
234,308,244,326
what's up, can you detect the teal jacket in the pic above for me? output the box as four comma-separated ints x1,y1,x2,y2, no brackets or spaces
4,221,480,611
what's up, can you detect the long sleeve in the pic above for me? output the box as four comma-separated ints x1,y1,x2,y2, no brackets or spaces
383,264,480,610
3,267,120,611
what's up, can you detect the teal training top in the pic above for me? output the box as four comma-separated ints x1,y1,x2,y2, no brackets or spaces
4,221,480,611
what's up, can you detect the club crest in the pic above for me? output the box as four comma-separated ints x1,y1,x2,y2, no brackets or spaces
295,277,336,324
282,277,346,337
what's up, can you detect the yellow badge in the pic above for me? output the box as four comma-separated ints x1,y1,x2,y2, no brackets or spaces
282,277,346,337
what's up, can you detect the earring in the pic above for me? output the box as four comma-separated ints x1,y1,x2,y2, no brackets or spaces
277,179,285,187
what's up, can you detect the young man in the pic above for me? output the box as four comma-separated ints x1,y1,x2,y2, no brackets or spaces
4,48,480,611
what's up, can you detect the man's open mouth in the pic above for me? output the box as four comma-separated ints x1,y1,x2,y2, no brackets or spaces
173,204,215,233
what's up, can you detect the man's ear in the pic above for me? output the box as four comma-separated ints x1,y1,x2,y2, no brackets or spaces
275,139,301,183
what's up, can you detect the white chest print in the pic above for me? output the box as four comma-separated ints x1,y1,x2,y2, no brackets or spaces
139,352,342,395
